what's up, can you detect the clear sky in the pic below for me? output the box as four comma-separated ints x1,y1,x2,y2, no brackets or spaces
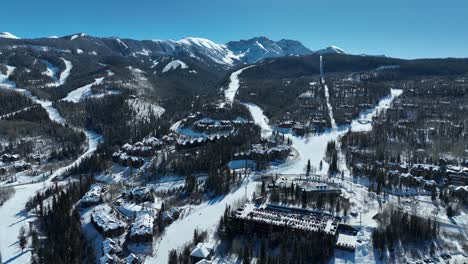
2,0,467,59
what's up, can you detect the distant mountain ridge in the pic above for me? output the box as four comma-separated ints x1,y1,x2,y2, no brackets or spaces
0,32,347,67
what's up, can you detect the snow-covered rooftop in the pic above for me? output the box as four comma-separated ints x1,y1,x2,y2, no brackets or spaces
130,212,154,237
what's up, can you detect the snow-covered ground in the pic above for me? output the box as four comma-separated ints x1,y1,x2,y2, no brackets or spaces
146,175,258,264
350,89,403,132
162,60,188,73
58,58,73,85
241,103,272,138
224,65,255,104
0,183,43,264
323,78,337,130
62,77,105,103
42,58,73,87
0,65,17,89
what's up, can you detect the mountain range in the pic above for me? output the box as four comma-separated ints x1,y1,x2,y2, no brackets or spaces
0,32,346,67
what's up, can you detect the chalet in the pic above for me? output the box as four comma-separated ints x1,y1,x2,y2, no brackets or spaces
91,205,127,237
122,142,154,157
142,137,163,149
14,161,31,172
129,212,154,243
176,135,229,150
1,154,20,163
112,152,145,168
190,243,213,263
123,186,153,202
81,184,104,207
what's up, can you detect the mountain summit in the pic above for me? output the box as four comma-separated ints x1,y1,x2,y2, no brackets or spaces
226,36,314,63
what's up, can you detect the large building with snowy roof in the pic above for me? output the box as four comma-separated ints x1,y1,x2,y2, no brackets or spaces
231,203,340,237
81,184,104,207
91,204,127,236
129,212,154,243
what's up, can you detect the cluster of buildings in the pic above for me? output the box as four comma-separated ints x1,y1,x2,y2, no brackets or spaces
176,134,229,150
0,153,31,173
100,237,143,264
112,137,162,168
233,143,291,162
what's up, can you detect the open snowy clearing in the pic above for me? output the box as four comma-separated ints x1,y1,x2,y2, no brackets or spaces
62,77,105,103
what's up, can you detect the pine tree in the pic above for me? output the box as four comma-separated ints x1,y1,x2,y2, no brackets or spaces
18,226,27,253
302,190,307,208
306,159,311,175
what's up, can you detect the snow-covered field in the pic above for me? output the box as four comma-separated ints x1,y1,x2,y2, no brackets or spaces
62,77,105,103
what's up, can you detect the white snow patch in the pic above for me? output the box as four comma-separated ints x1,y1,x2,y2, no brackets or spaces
162,60,189,73
61,77,105,103
0,32,20,39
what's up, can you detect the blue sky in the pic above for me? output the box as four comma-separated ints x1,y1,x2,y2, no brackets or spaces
3,0,467,59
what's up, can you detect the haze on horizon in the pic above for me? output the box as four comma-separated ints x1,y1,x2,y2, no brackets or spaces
2,0,467,59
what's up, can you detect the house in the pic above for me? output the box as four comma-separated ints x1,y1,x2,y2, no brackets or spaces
190,243,213,263
81,184,104,207
129,212,154,243
14,161,31,172
91,205,127,237
124,187,153,202
1,154,20,163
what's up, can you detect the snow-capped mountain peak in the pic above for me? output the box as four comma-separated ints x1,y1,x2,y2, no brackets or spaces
0,32,20,39
226,36,313,63
315,45,347,55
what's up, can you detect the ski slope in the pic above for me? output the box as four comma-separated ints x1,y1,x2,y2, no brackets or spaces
224,65,255,104
323,78,337,130
62,77,105,103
